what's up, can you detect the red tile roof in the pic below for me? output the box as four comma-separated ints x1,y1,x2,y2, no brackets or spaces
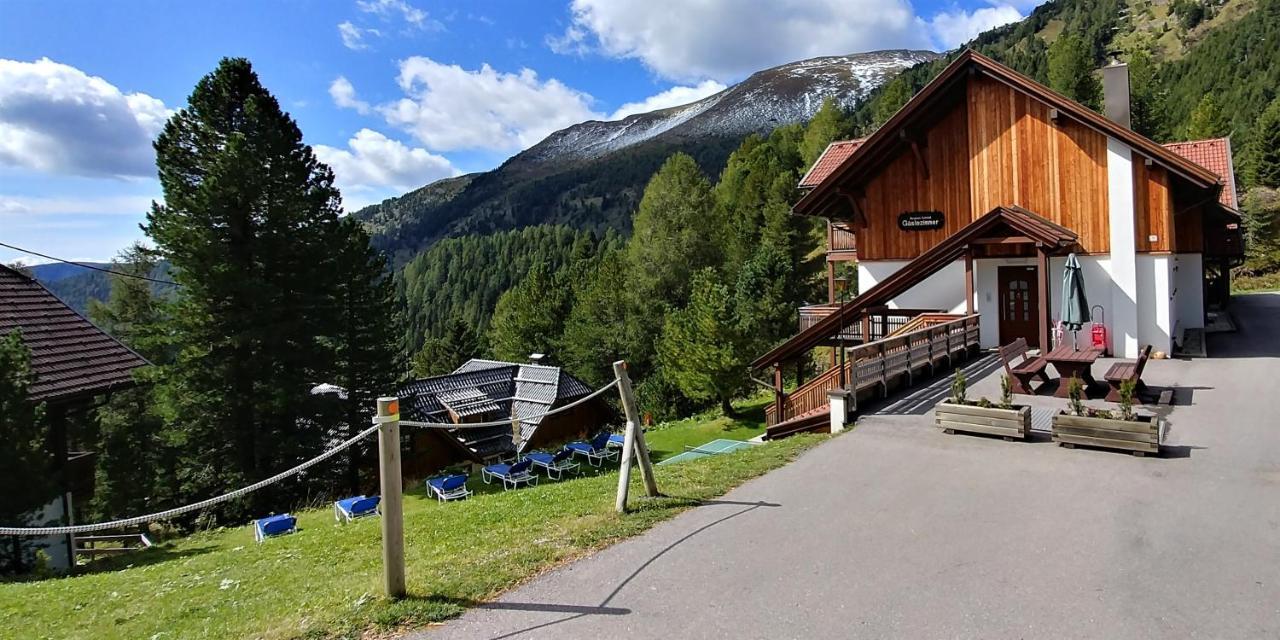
0,264,149,404
1162,138,1238,208
799,139,865,188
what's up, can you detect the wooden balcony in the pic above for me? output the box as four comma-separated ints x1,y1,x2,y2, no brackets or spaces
797,305,945,345
827,223,857,260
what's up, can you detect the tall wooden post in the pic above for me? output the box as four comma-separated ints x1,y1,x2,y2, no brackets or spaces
1036,245,1050,351
964,248,975,316
376,397,406,599
772,364,785,421
614,361,657,512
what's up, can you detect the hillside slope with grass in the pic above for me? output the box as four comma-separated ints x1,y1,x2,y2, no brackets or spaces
0,410,816,640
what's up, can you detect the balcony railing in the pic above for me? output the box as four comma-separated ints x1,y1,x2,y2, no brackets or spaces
828,224,857,253
797,305,945,343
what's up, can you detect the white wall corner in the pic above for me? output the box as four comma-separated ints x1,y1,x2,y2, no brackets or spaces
1106,137,1140,358
827,389,851,434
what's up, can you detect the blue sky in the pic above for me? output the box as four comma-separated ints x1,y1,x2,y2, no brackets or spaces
0,0,1039,263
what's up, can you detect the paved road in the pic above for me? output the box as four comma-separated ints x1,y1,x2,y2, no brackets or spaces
416,294,1280,639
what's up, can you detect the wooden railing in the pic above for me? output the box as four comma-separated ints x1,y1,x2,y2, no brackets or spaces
765,314,980,428
797,306,943,343
829,224,857,252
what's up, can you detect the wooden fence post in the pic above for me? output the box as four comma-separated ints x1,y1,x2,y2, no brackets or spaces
614,360,658,513
376,397,406,599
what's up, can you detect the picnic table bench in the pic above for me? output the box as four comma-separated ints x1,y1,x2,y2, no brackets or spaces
999,338,1049,394
1043,344,1103,398
1103,344,1152,402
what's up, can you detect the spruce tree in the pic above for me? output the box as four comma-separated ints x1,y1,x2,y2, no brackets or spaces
872,76,914,127
0,332,54,572
87,245,174,520
145,58,351,520
624,153,721,370
412,316,480,377
1048,35,1102,110
1250,98,1280,189
658,269,748,416
1127,51,1169,141
1185,94,1230,139
488,260,570,362
559,250,633,386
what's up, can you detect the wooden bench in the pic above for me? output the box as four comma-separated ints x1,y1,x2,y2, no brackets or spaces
999,338,1049,394
1103,344,1152,402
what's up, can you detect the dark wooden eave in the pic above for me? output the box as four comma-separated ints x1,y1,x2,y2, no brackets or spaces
751,206,1076,370
794,49,1223,219
0,265,150,404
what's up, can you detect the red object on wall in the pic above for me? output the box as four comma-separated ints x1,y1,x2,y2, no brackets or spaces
1090,306,1109,356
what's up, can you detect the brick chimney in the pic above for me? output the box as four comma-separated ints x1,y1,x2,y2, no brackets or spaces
1102,62,1131,129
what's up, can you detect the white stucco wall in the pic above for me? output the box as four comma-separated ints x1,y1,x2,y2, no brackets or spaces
1135,255,1174,355
857,260,969,313
1106,137,1141,358
1173,253,1205,342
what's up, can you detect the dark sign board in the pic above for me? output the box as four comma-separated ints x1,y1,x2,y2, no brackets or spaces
898,211,945,231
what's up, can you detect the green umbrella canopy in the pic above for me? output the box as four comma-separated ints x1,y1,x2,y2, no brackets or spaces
1060,253,1089,332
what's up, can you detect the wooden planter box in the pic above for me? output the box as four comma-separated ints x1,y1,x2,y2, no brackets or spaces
1051,412,1160,456
935,402,1031,441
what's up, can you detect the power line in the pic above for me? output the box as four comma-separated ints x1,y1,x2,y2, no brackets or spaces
0,240,179,286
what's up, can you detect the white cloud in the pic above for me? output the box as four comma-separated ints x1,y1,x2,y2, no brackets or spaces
609,80,726,120
929,4,1024,50
552,0,932,82
313,128,459,206
329,76,371,114
378,57,600,152
0,58,172,178
356,0,440,31
0,194,156,216
338,21,379,50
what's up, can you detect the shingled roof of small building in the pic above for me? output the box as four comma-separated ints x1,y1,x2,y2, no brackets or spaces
398,358,597,460
0,264,150,403
1162,137,1238,209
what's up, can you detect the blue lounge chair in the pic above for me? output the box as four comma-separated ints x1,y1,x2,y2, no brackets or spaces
607,433,626,448
525,449,580,480
481,459,538,490
567,432,619,467
254,514,297,543
333,495,380,523
426,474,471,502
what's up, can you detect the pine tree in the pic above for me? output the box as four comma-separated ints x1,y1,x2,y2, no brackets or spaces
1127,51,1170,141
144,58,351,520
1250,98,1280,189
800,98,853,167
658,269,748,416
1048,35,1102,110
1185,94,1230,139
412,316,481,377
0,332,54,572
488,260,570,362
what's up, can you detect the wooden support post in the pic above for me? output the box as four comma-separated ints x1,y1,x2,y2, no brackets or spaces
827,261,836,304
861,314,872,343
376,397,406,599
613,361,657,512
1036,245,1050,351
773,364,785,420
964,248,975,316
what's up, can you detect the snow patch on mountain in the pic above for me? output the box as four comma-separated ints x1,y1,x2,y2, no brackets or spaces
515,49,937,167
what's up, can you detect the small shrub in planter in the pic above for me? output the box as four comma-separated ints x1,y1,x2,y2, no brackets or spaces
936,373,1031,440
1052,378,1160,455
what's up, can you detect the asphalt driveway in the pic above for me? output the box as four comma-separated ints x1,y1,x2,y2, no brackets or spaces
415,293,1280,639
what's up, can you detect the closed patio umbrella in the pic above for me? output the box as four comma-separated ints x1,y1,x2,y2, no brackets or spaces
1060,253,1089,349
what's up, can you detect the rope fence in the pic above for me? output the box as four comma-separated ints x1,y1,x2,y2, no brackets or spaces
1,379,625,537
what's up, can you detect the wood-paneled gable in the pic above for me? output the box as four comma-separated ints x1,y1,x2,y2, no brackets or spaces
855,100,972,261
1133,161,1174,253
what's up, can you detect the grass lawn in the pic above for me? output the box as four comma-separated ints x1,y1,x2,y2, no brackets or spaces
0,406,819,640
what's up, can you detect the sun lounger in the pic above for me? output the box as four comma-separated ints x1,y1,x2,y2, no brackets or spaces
333,495,380,523
254,514,297,543
566,432,619,467
425,474,471,502
607,433,625,448
481,459,538,490
524,449,580,480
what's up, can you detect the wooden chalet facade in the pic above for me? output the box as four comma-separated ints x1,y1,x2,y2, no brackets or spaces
754,50,1242,434
1,264,150,571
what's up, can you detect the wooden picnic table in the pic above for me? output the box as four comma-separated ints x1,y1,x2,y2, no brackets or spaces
1043,344,1102,398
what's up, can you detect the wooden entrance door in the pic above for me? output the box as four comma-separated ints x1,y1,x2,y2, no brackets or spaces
998,266,1040,348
